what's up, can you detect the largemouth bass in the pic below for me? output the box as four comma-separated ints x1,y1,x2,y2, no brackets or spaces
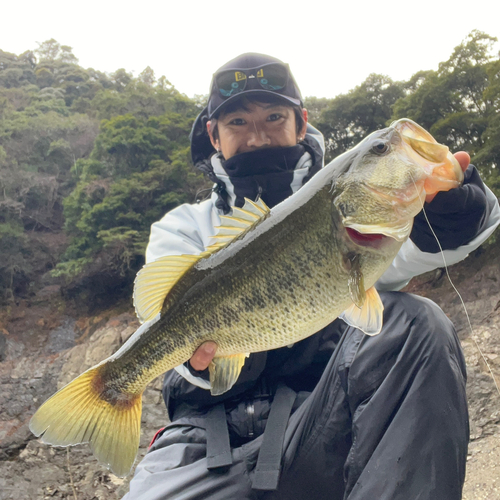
29,119,464,477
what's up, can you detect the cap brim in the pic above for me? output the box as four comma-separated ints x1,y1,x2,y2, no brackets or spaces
209,89,302,119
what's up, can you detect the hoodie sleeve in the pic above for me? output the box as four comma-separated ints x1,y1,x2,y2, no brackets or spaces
376,166,500,291
145,198,220,263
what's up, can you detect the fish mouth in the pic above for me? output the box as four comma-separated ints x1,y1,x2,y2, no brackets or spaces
344,219,413,245
340,183,417,246
345,227,390,248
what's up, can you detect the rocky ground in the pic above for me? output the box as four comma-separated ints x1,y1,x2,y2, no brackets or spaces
1,245,500,499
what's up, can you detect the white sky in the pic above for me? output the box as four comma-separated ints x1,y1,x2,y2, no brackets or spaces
2,0,499,100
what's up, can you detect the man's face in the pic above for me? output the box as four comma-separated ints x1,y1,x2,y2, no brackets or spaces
207,102,308,160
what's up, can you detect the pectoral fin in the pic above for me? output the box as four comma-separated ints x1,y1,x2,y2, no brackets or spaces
340,286,384,336
347,254,366,308
209,354,249,396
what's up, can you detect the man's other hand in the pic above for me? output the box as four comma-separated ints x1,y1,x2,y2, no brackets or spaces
425,151,470,203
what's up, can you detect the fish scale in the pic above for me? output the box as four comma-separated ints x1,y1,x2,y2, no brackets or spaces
135,186,396,366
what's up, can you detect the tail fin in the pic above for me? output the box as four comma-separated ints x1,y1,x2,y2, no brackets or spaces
29,365,142,477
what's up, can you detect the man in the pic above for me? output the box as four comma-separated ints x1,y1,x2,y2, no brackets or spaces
123,53,500,499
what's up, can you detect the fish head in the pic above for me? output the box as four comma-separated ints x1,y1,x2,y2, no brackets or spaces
332,118,464,244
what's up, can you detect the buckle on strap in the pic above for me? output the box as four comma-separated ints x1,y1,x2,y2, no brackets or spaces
205,403,233,469
252,383,297,491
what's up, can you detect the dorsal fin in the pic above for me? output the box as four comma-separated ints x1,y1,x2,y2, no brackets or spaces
133,254,200,323
133,198,270,323
205,198,270,251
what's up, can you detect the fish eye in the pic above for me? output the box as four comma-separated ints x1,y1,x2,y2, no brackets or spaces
372,141,389,155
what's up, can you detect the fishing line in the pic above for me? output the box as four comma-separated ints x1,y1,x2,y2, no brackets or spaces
410,174,500,396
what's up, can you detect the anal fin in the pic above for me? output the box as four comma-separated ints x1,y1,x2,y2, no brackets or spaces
340,286,384,336
209,354,249,396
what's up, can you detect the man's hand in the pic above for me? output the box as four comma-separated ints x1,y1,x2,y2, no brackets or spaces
425,151,470,203
454,151,471,173
189,341,217,371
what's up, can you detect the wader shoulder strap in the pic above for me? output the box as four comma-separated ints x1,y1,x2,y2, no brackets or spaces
252,383,297,491
205,403,233,469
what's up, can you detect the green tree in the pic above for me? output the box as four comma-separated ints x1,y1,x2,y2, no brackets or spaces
55,108,207,290
0,100,99,234
139,66,155,87
3,31,496,307
316,74,404,162
472,58,500,193
303,96,333,126
0,221,32,303
111,68,133,91
0,42,205,303
34,39,78,64
0,49,37,88
89,76,196,120
59,45,79,64
90,112,194,176
392,30,499,174
34,39,61,62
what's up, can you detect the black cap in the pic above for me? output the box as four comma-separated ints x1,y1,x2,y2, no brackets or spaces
207,53,303,119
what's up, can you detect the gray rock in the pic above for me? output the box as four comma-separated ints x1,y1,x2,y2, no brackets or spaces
44,318,77,354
